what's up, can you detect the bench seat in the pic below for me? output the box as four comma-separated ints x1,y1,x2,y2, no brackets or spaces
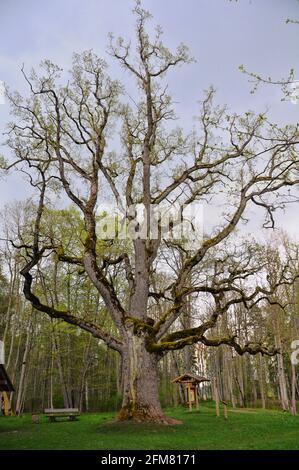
44,408,80,422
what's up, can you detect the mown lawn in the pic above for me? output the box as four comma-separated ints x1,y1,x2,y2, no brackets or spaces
0,404,299,450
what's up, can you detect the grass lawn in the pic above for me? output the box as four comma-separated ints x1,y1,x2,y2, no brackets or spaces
0,403,299,450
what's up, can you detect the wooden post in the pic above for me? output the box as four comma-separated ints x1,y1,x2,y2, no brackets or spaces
32,414,39,424
214,380,220,417
195,385,199,410
222,401,228,419
187,384,192,411
2,392,11,416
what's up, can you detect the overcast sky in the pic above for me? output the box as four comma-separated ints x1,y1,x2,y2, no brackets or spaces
1,0,299,239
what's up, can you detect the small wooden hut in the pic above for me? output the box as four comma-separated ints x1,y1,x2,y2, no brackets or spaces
172,373,210,411
0,341,14,416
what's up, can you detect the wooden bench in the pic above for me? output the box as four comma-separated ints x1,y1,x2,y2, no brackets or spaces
44,408,80,422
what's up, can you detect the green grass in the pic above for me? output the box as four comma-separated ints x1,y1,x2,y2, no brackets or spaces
1,403,299,450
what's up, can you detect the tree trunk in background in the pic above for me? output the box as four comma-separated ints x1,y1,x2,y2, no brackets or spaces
85,381,89,411
49,348,54,409
252,374,258,408
227,352,236,408
79,337,92,412
6,275,23,370
3,261,17,345
52,329,71,408
273,313,289,411
258,355,266,409
276,353,289,411
171,352,185,404
15,315,32,415
235,356,246,407
291,363,297,415
247,356,257,407
181,295,193,372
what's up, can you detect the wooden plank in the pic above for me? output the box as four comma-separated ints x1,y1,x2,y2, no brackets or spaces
44,408,80,421
195,385,199,410
187,385,192,411
214,380,220,417
44,408,79,414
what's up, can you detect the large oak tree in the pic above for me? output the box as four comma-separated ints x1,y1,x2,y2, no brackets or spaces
2,2,299,423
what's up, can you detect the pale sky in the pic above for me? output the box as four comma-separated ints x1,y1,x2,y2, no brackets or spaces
1,0,299,238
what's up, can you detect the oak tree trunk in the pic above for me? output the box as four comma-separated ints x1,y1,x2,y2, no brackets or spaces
116,335,181,425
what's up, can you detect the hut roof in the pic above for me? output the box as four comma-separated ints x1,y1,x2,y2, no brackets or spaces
172,373,210,384
0,364,14,392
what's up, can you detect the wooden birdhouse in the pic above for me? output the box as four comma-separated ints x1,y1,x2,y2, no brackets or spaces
172,373,210,411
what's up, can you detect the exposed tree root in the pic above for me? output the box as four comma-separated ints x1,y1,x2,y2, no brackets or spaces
114,405,183,425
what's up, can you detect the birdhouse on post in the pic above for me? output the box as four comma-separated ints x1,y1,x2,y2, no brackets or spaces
172,373,210,411
0,340,14,416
